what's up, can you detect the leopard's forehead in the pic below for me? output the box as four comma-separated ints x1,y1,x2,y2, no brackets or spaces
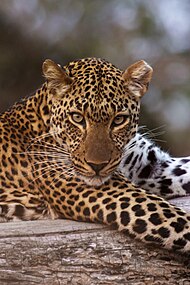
61,58,135,122
65,57,122,78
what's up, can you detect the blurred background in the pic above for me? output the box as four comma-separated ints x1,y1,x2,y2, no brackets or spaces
0,0,190,155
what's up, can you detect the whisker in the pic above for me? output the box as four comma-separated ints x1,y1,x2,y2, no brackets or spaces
33,159,64,167
39,141,68,152
33,165,74,185
31,160,74,182
16,152,69,160
18,133,75,182
121,144,137,160
32,168,57,183
27,144,69,157
139,125,166,141
29,131,56,143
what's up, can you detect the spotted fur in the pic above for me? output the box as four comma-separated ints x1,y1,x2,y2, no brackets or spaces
121,132,190,199
0,57,190,255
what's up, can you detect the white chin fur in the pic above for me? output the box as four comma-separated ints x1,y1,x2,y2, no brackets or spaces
80,175,110,187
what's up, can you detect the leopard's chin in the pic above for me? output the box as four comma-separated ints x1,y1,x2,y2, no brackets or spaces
80,175,110,187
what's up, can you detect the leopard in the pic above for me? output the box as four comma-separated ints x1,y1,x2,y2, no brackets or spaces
0,57,190,255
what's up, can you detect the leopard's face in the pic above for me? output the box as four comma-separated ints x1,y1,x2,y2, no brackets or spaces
43,58,152,186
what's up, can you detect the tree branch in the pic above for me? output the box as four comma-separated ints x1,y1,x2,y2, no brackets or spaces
0,209,189,285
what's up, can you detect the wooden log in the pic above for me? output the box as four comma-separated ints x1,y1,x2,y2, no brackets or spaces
0,196,190,285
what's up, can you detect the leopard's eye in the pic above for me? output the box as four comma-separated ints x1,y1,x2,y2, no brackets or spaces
70,112,86,127
112,114,129,128
71,113,84,123
114,115,125,125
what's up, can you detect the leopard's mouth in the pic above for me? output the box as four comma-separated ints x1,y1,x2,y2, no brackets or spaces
72,160,118,186
79,174,111,187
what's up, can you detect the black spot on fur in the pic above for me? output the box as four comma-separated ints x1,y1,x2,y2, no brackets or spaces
160,185,173,195
107,212,117,224
183,232,190,241
92,204,100,213
163,210,176,219
132,204,146,217
180,159,190,164
110,222,119,230
106,202,117,210
147,203,157,211
157,227,170,238
161,162,169,168
103,197,112,204
132,192,140,198
135,197,147,203
97,192,104,198
89,196,97,203
83,207,90,216
144,235,162,244
120,211,130,226
170,218,186,233
129,155,138,172
119,197,130,202
121,202,130,209
42,105,49,115
149,213,162,225
173,167,186,176
161,179,172,186
148,150,157,163
133,219,147,234
75,206,81,213
124,152,134,165
173,238,187,247
138,165,152,179
159,202,170,208
182,182,190,193
20,160,28,168
18,179,24,188
97,209,103,221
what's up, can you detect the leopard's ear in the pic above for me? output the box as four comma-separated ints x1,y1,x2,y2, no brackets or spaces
42,59,72,96
122,60,153,98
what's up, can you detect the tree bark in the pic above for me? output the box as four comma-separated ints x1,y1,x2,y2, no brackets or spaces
0,198,189,285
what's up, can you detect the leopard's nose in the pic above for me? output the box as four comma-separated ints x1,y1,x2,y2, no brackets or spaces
88,162,107,175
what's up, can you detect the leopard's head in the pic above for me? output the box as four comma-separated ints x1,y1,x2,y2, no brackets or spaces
43,57,152,186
